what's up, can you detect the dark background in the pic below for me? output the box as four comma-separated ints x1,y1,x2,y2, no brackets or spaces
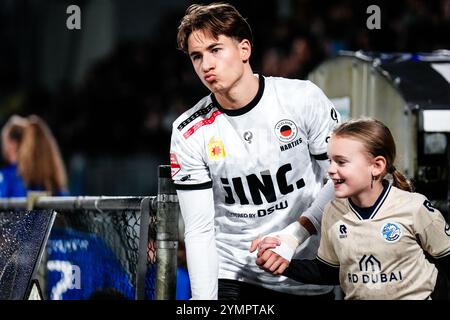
0,0,448,195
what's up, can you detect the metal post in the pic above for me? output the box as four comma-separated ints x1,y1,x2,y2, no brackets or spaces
155,165,179,300
0,196,156,300
136,197,151,300
447,132,450,220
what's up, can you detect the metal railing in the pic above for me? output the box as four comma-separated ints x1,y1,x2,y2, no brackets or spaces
0,165,179,300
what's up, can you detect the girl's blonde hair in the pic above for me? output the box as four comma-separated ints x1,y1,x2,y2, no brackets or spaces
333,118,413,192
3,114,68,194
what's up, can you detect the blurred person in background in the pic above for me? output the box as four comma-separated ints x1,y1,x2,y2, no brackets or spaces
0,114,68,197
0,114,133,300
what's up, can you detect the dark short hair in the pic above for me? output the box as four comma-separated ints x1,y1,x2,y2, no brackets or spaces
177,2,253,53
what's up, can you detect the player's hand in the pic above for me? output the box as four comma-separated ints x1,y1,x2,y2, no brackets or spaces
249,236,280,256
255,249,289,275
249,236,262,253
257,236,280,257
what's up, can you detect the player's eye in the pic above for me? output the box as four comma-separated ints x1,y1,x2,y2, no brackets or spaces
191,54,201,61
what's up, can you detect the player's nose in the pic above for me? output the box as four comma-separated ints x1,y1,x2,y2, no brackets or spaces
201,53,215,72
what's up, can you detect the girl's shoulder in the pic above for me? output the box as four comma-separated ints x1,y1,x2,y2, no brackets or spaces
325,197,348,215
390,185,427,203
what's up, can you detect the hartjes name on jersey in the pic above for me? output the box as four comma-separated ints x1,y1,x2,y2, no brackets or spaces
280,137,303,152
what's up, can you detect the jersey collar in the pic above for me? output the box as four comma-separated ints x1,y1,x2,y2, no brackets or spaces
348,180,392,220
210,75,265,116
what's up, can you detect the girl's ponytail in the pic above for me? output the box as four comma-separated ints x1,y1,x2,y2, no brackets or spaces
390,167,413,192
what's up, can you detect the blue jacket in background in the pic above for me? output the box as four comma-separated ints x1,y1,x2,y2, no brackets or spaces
0,163,191,300
0,164,27,197
0,163,69,197
47,227,135,300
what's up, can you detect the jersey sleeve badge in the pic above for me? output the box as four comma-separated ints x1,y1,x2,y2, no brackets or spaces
208,138,226,160
170,152,181,177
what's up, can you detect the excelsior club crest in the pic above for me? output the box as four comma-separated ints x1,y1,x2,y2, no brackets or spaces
274,119,298,143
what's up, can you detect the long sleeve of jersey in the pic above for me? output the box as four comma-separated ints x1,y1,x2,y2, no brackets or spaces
413,197,450,293
301,178,335,234
300,82,339,233
283,258,340,285
177,188,218,299
171,123,218,299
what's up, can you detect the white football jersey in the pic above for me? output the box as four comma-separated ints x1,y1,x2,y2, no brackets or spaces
318,184,450,299
171,75,339,295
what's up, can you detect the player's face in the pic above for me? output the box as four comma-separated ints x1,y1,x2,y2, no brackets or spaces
327,136,375,200
187,30,249,94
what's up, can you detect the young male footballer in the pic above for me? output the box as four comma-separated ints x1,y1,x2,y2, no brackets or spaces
170,2,339,300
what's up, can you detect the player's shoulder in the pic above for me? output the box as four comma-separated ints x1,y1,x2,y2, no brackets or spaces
172,94,217,130
265,76,332,116
265,76,318,92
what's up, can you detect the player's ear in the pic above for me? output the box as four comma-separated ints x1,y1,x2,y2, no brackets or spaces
239,39,251,63
372,156,387,177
